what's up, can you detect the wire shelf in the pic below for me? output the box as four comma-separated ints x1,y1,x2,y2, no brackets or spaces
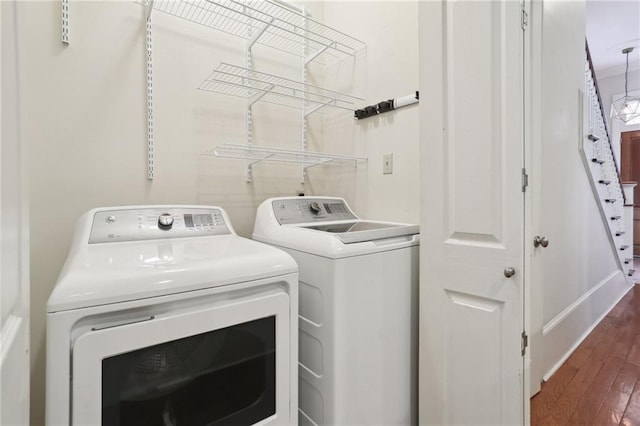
198,62,364,114
204,143,367,167
141,0,366,63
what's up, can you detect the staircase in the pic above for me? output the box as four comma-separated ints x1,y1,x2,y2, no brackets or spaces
583,44,635,280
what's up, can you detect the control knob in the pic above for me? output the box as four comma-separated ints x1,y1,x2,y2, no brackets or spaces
309,202,322,214
158,213,174,230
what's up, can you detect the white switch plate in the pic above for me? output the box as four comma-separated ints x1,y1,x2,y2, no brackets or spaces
383,153,393,174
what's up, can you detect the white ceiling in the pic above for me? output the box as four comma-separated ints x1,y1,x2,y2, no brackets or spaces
586,0,640,77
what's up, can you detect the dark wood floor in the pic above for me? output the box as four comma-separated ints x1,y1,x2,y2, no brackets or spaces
531,285,640,425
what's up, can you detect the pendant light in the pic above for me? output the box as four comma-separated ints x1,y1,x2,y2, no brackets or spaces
610,47,640,124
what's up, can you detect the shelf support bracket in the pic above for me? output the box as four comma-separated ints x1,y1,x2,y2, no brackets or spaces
300,6,309,184
304,41,335,65
248,154,273,166
146,0,155,179
248,85,275,107
245,153,274,182
303,161,328,170
247,17,274,49
305,99,334,117
146,0,154,19
61,0,69,44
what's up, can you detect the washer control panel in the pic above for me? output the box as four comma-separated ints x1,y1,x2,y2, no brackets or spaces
272,198,357,224
89,207,231,243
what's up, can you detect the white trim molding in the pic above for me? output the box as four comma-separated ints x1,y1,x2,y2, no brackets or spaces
542,270,631,381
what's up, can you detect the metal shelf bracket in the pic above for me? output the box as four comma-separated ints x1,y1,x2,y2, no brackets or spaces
146,0,155,179
248,17,274,48
249,84,275,106
62,0,69,44
305,41,336,65
304,99,334,117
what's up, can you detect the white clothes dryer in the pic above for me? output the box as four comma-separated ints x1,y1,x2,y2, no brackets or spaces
46,205,298,426
253,197,419,426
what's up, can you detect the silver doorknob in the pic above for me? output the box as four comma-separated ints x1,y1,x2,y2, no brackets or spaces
533,236,549,248
504,267,516,278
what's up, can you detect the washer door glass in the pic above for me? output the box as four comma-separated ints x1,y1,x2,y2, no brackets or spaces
71,290,291,425
102,316,275,425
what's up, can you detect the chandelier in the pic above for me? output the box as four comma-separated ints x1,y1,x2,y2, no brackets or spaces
610,47,640,124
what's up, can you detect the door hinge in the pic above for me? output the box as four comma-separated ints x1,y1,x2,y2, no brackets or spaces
521,1,528,30
521,168,528,192
521,331,528,356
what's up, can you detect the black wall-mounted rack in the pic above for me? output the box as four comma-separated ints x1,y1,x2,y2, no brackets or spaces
354,91,419,120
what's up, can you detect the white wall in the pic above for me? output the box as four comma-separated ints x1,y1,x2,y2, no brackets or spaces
316,1,419,225
536,0,629,380
19,1,418,424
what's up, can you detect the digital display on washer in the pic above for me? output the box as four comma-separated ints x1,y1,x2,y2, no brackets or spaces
302,222,402,233
184,213,213,228
322,203,349,214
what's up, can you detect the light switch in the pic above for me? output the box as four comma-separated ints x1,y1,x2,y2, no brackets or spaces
383,153,393,174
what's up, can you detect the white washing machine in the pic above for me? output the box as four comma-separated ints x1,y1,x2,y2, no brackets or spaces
46,205,298,426
253,197,419,425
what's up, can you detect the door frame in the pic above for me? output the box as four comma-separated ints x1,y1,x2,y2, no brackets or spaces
620,130,640,255
0,1,31,424
619,130,640,183
526,0,544,399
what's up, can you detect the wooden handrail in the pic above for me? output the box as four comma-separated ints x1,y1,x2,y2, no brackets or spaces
586,40,627,205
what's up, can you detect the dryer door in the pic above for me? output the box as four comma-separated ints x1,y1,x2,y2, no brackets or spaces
71,290,290,425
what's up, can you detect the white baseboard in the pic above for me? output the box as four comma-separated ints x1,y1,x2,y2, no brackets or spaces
542,270,631,381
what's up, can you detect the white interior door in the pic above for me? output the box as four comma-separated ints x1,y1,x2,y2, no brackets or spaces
0,1,30,424
418,1,526,424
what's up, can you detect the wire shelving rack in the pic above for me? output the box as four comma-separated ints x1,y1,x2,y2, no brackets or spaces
204,143,367,168
142,0,366,64
198,63,364,115
137,0,367,181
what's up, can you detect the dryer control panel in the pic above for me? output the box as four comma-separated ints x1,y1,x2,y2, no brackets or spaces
272,198,357,225
89,207,231,243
